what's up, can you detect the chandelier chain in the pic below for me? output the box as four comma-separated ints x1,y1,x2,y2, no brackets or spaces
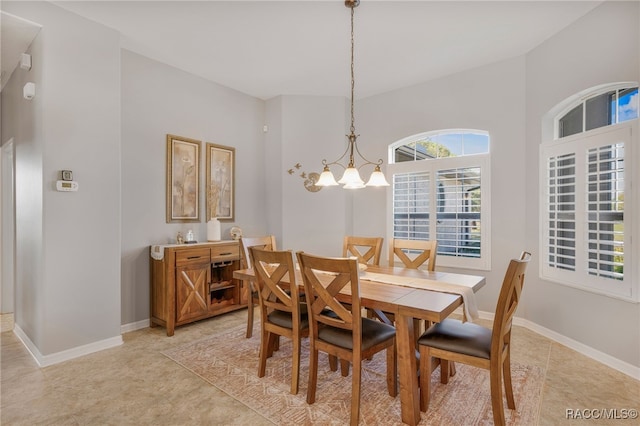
314,0,389,188
350,5,355,134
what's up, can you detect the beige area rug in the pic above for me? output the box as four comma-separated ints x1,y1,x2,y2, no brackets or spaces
162,324,543,425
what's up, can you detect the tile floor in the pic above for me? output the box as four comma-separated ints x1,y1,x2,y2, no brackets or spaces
1,309,638,425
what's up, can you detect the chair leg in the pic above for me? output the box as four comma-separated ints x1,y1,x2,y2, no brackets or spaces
413,318,423,342
503,349,515,409
328,355,338,372
245,283,255,338
307,347,319,404
419,346,431,412
245,304,254,338
386,341,397,397
266,333,278,358
440,359,450,384
350,356,362,426
490,361,506,426
340,359,350,377
258,329,270,378
291,336,301,395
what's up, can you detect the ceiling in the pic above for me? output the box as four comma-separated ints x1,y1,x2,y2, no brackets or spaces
3,1,602,100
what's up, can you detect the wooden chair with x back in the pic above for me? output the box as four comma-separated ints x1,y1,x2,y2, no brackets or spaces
296,251,397,426
249,247,307,395
342,236,383,266
239,235,277,338
343,235,384,358
417,251,531,426
388,239,438,271
380,239,440,335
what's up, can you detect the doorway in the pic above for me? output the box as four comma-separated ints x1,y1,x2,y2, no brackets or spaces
1,138,15,331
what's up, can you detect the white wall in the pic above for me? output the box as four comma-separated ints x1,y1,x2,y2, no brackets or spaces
265,96,350,256
2,1,122,356
268,95,351,256
120,50,266,325
2,0,637,373
0,140,15,314
356,57,527,311
1,30,43,342
1,32,44,340
524,1,639,367
264,97,284,244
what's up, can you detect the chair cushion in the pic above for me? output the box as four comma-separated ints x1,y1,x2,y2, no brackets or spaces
318,317,395,351
267,310,309,330
417,319,492,360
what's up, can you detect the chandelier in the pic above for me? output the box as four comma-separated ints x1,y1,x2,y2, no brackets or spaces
315,0,389,189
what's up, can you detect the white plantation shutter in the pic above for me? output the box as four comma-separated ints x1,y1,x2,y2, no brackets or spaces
436,167,482,259
390,154,490,270
541,124,633,299
392,172,430,240
586,143,624,281
546,153,576,271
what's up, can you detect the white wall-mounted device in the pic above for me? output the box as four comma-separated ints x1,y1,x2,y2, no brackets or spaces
23,82,35,100
20,53,32,70
56,180,79,192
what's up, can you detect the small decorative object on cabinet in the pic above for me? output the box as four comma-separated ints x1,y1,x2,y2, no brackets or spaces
149,241,245,336
230,226,242,240
207,218,221,241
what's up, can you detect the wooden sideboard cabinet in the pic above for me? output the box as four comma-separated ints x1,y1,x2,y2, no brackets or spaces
150,241,247,336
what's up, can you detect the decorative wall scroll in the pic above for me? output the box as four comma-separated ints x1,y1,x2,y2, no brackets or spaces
206,142,235,221
166,134,201,223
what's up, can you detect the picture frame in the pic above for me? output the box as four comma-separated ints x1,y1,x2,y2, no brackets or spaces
206,142,235,221
166,134,201,223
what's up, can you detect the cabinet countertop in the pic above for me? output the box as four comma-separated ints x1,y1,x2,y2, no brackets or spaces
150,240,239,260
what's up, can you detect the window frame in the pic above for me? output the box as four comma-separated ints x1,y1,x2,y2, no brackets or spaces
554,83,638,140
540,119,637,302
387,130,491,271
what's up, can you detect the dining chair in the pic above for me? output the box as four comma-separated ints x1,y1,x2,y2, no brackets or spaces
249,247,307,395
240,235,277,338
343,235,384,344
342,236,383,266
386,238,439,333
388,239,438,271
417,251,531,426
296,251,397,426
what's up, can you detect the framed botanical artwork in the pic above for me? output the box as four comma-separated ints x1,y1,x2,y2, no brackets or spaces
206,142,235,221
166,134,201,223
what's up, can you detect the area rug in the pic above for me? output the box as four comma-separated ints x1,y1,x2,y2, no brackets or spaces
162,324,543,425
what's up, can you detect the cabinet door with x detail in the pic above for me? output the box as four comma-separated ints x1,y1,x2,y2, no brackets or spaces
175,253,210,324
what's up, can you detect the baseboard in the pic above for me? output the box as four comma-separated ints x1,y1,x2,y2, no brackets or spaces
476,310,640,380
13,324,123,367
12,311,640,379
121,318,150,334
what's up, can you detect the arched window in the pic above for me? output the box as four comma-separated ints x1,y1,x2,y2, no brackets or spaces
390,129,490,162
541,83,638,301
388,130,491,270
557,85,638,138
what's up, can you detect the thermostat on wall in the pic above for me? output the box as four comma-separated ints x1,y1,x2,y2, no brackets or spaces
56,180,79,192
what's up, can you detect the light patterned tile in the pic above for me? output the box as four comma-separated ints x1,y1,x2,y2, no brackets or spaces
1,309,638,425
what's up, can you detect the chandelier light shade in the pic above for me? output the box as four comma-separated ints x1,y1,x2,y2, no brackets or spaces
315,0,389,189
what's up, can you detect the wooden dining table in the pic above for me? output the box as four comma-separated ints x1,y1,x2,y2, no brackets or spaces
233,264,485,426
